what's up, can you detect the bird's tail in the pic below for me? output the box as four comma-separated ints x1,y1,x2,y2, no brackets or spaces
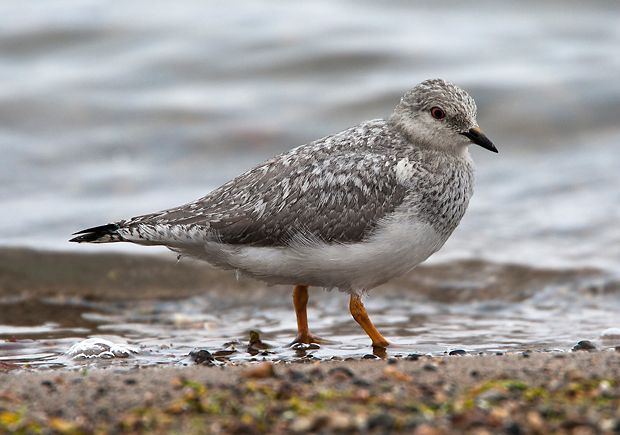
69,223,124,243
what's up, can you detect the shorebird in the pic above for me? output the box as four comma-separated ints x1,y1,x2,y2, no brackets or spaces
71,78,497,348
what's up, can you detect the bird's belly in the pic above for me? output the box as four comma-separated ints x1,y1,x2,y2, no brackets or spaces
221,219,446,292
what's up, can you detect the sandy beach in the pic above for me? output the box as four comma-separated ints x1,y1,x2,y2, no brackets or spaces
1,351,620,434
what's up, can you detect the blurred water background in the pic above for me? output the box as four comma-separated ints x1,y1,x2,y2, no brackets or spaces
1,0,620,368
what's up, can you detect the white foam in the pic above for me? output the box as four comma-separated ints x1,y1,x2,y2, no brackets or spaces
66,337,138,359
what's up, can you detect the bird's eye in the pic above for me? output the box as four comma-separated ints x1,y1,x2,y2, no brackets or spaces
430,106,446,120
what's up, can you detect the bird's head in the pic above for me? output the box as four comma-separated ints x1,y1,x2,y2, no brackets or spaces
390,78,497,154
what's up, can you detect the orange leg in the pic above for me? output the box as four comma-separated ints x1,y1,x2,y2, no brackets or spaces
292,285,321,344
349,294,390,348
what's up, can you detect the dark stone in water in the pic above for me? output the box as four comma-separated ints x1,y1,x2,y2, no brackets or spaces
189,348,214,364
406,353,423,361
247,330,271,350
387,357,398,365
363,354,379,359
572,340,597,352
449,349,466,356
615,346,620,353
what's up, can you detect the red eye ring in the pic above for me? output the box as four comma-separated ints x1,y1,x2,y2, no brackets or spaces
430,106,446,120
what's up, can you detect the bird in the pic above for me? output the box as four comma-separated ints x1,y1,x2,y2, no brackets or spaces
71,78,497,348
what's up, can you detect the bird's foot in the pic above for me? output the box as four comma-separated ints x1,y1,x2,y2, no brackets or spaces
371,338,390,349
289,332,323,346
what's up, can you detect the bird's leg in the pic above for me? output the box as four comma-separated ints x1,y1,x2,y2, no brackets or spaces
349,294,390,348
291,285,322,344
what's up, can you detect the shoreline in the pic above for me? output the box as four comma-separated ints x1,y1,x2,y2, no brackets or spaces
2,351,620,433
0,246,611,302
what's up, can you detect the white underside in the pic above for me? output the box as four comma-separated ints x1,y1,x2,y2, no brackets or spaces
179,217,446,293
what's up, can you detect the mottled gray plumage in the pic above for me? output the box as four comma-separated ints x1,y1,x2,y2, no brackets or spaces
72,78,497,293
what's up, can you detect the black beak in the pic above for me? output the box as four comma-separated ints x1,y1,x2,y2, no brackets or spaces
461,127,498,153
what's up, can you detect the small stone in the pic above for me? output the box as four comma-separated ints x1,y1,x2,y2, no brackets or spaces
422,363,437,372
615,346,620,353
189,348,214,364
572,340,597,352
406,353,423,361
387,357,398,365
362,354,379,359
247,330,271,351
449,349,466,356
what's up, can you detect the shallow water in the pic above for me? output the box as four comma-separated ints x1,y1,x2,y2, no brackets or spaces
1,1,620,369
1,263,620,370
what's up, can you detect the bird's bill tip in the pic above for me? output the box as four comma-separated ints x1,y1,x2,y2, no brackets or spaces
461,127,498,153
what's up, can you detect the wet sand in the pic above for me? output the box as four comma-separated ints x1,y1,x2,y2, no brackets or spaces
2,352,620,433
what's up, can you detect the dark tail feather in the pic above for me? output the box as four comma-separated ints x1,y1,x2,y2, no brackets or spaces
69,223,123,243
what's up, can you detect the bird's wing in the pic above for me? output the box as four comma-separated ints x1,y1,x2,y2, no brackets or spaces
123,122,410,247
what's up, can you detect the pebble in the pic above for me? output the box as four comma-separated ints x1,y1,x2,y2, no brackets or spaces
362,354,379,359
449,349,467,356
406,353,423,361
572,340,597,352
189,349,214,364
